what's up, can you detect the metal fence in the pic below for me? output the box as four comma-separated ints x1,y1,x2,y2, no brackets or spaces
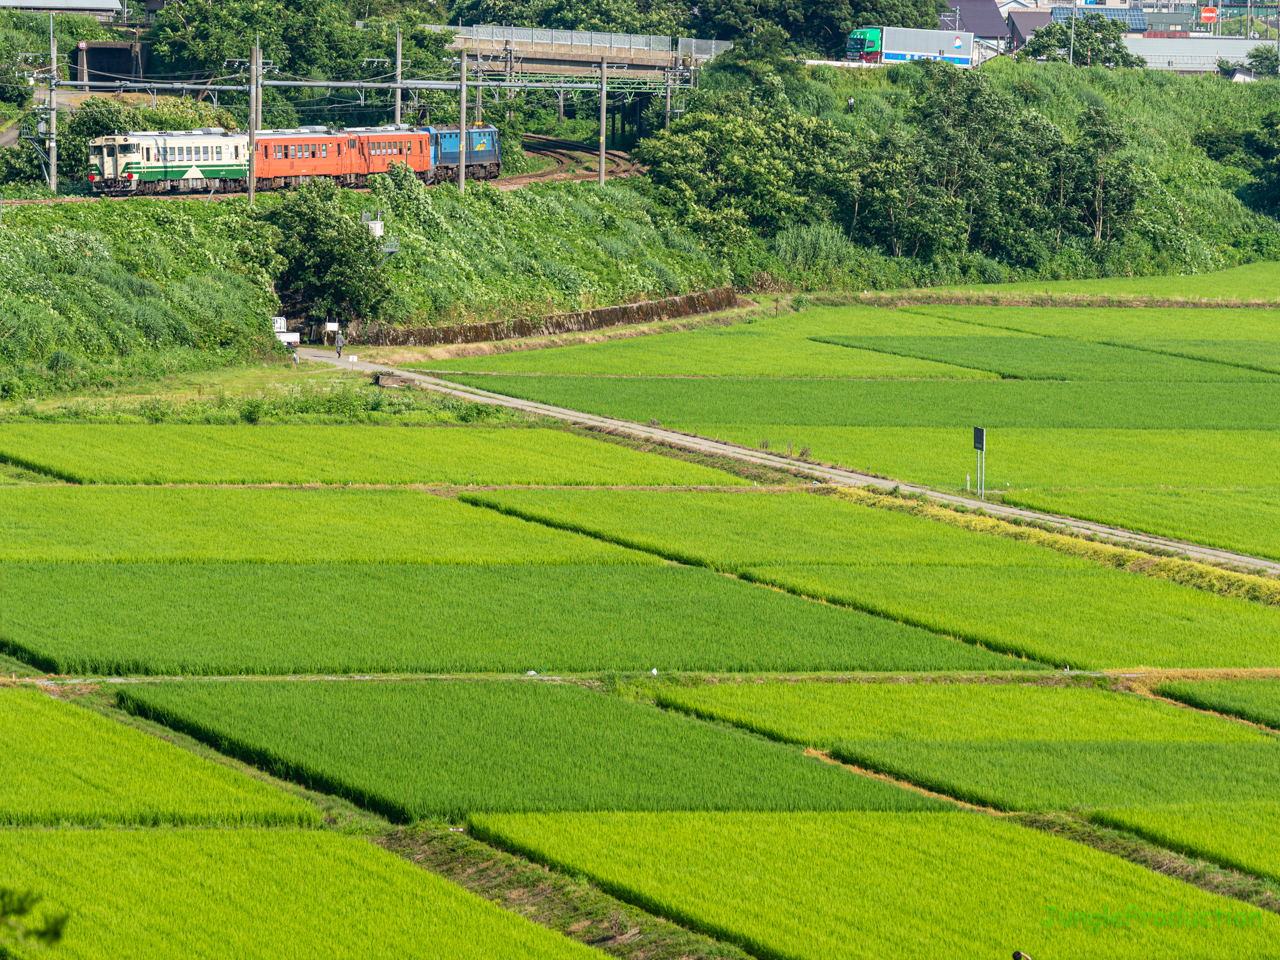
678,37,734,59
423,24,732,59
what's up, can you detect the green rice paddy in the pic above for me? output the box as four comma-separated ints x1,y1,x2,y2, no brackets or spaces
465,489,1280,668
1156,679,1280,729
117,681,951,821
0,424,741,487
0,687,315,826
472,811,1275,960
0,487,650,564
430,301,1280,558
0,829,594,959
1092,802,1280,884
1,563,1023,675
651,680,1280,811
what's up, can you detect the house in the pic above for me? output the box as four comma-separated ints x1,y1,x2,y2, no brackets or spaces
942,0,1012,50
1008,9,1051,48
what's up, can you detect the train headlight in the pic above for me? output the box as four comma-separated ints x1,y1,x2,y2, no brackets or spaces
126,173,134,180
88,174,96,182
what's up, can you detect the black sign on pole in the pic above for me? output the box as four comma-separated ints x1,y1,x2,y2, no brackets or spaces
973,427,986,452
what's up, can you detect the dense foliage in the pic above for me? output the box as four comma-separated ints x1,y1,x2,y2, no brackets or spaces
369,165,728,321
1019,12,1146,69
636,39,1280,287
0,196,279,399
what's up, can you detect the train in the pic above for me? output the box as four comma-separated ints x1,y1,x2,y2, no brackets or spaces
87,122,502,195
846,27,974,68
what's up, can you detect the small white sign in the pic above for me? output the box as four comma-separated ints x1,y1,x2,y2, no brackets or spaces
325,322,339,332
347,355,358,363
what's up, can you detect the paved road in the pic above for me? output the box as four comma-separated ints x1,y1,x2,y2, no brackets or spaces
300,347,1280,576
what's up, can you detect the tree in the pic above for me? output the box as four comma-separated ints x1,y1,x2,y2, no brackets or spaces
1019,13,1145,68
263,178,396,325
1063,104,1140,244
694,0,939,57
1248,44,1280,76
1,887,67,955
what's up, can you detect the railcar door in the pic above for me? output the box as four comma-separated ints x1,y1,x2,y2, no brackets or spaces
104,143,118,179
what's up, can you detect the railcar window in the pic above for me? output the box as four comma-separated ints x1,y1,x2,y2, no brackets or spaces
235,146,240,160
349,139,356,148
321,144,327,158
186,146,192,160
216,146,222,160
203,146,209,160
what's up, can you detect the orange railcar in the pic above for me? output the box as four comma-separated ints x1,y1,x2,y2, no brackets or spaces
254,125,433,189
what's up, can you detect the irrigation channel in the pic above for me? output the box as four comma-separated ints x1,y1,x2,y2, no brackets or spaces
0,135,637,208
299,346,1280,578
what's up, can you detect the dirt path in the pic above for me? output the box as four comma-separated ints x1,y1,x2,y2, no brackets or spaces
298,346,1280,577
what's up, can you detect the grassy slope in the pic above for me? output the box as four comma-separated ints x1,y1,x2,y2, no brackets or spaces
471,811,1276,960
373,178,729,323
652,680,1280,811
463,489,1280,668
0,687,315,826
117,681,950,821
0,829,595,960
0,423,743,486
2,563,1025,676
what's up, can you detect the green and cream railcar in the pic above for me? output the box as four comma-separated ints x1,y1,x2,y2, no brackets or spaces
88,128,251,195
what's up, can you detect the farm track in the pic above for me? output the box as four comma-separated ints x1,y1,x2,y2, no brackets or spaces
0,135,636,208
299,347,1280,578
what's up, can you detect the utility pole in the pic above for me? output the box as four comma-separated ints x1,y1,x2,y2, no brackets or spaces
598,56,606,186
664,68,671,130
247,42,257,205
458,47,467,194
557,89,564,126
47,15,56,194
1069,1,1077,65
394,25,402,126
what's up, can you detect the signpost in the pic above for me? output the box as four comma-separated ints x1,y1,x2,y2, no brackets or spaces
973,427,986,500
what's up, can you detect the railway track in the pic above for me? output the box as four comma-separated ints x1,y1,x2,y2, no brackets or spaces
0,135,637,207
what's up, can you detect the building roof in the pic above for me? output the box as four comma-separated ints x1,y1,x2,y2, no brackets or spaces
0,0,122,9
943,0,1011,39
1126,35,1260,72
1008,9,1051,42
1051,6,1147,30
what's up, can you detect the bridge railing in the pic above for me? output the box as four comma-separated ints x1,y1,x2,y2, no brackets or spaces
423,25,732,60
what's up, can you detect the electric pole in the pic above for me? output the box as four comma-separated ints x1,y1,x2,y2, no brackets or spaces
247,42,257,205
664,68,671,130
394,25,402,126
598,56,606,185
458,47,467,194
48,15,57,194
